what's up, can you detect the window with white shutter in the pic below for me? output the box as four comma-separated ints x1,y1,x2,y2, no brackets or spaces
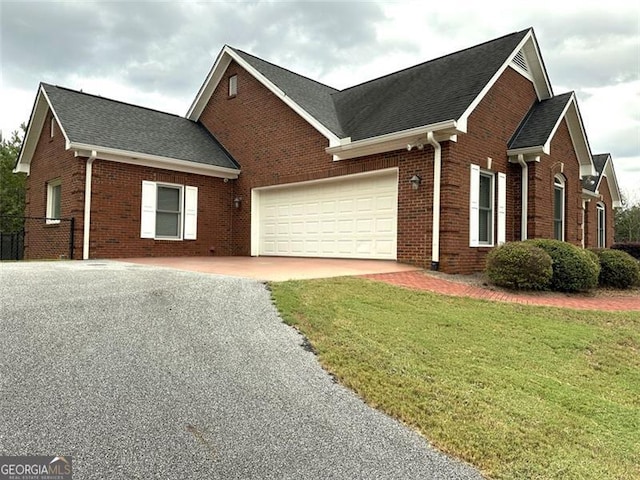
140,181,198,240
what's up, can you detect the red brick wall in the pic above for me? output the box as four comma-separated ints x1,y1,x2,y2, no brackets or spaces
24,111,85,259
584,176,614,248
87,160,234,258
439,67,538,273
198,60,438,265
527,119,583,245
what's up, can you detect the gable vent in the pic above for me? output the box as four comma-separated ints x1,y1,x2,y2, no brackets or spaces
512,50,529,73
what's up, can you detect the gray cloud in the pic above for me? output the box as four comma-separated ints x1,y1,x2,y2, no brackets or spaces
1,1,390,97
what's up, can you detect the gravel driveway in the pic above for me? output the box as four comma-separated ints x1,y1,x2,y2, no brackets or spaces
0,261,482,479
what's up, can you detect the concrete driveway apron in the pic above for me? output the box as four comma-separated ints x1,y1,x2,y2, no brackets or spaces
0,261,482,479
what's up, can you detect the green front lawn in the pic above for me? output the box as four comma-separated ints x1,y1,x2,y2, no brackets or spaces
271,277,640,479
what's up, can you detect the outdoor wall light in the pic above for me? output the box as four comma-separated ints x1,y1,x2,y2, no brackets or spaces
234,196,242,209
410,174,422,190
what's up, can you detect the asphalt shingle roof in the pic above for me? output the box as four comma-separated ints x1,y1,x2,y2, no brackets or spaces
331,29,530,141
232,29,530,142
43,84,239,170
231,48,346,137
583,153,609,192
508,92,573,150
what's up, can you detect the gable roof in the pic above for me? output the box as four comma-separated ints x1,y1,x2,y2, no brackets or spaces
231,48,346,138
332,29,532,142
507,91,596,177
583,153,622,207
508,92,574,150
189,28,553,160
15,84,240,178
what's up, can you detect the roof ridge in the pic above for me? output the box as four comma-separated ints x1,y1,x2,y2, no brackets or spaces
337,28,532,94
230,47,340,92
41,82,188,120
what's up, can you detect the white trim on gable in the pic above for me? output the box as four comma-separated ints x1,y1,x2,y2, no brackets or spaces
458,29,553,129
186,45,342,147
594,154,623,208
507,94,596,178
14,85,73,175
72,143,240,179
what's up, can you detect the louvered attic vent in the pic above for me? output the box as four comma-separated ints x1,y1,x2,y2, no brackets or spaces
512,50,529,72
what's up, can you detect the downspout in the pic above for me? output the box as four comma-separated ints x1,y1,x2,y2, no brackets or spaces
83,151,97,260
426,132,441,271
517,154,528,240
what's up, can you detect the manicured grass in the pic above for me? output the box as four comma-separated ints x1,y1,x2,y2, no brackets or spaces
270,277,640,480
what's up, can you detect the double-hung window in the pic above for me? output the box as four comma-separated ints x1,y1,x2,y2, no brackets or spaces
140,181,198,240
470,164,505,247
46,179,62,224
596,203,605,248
553,175,565,241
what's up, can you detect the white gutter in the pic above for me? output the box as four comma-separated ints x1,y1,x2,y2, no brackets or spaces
517,154,528,240
426,132,441,270
83,151,97,260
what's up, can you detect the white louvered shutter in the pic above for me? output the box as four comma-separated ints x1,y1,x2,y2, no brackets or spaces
140,181,156,238
183,186,198,240
469,164,480,247
497,173,506,245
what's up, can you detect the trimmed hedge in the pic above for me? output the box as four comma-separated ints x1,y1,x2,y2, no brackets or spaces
526,239,600,292
593,249,640,289
486,242,553,290
612,243,640,261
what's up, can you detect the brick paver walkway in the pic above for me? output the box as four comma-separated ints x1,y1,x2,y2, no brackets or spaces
362,271,640,312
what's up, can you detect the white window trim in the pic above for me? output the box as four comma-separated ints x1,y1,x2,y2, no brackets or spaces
140,181,198,241
46,178,62,224
228,74,238,97
596,202,606,248
470,165,498,247
155,183,184,240
554,175,565,241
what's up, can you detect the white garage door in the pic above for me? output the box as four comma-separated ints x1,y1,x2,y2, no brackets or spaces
254,169,398,259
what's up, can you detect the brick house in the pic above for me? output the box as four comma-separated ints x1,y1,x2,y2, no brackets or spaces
14,28,621,273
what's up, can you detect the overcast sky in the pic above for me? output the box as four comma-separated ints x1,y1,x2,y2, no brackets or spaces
1,0,638,199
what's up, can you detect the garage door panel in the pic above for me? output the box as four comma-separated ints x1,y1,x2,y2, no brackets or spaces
257,170,397,259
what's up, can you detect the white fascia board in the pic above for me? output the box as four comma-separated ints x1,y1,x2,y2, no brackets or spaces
326,120,458,160
521,30,553,100
598,156,623,207
186,47,232,120
582,188,599,199
40,87,72,149
458,30,553,128
14,86,72,175
187,46,341,147
563,97,596,177
542,93,575,155
506,146,544,157
70,143,240,179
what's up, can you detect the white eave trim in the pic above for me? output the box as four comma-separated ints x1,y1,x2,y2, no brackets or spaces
458,29,553,129
13,85,73,175
508,94,596,178
71,143,240,179
187,46,341,147
595,155,623,208
326,120,460,160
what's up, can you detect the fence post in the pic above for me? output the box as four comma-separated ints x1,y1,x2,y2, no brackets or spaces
69,217,75,260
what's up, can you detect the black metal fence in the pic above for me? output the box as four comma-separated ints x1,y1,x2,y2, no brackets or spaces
0,216,75,260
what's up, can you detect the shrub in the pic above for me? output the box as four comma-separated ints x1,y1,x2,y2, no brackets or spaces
526,239,600,292
612,242,640,261
593,249,640,289
486,242,552,290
